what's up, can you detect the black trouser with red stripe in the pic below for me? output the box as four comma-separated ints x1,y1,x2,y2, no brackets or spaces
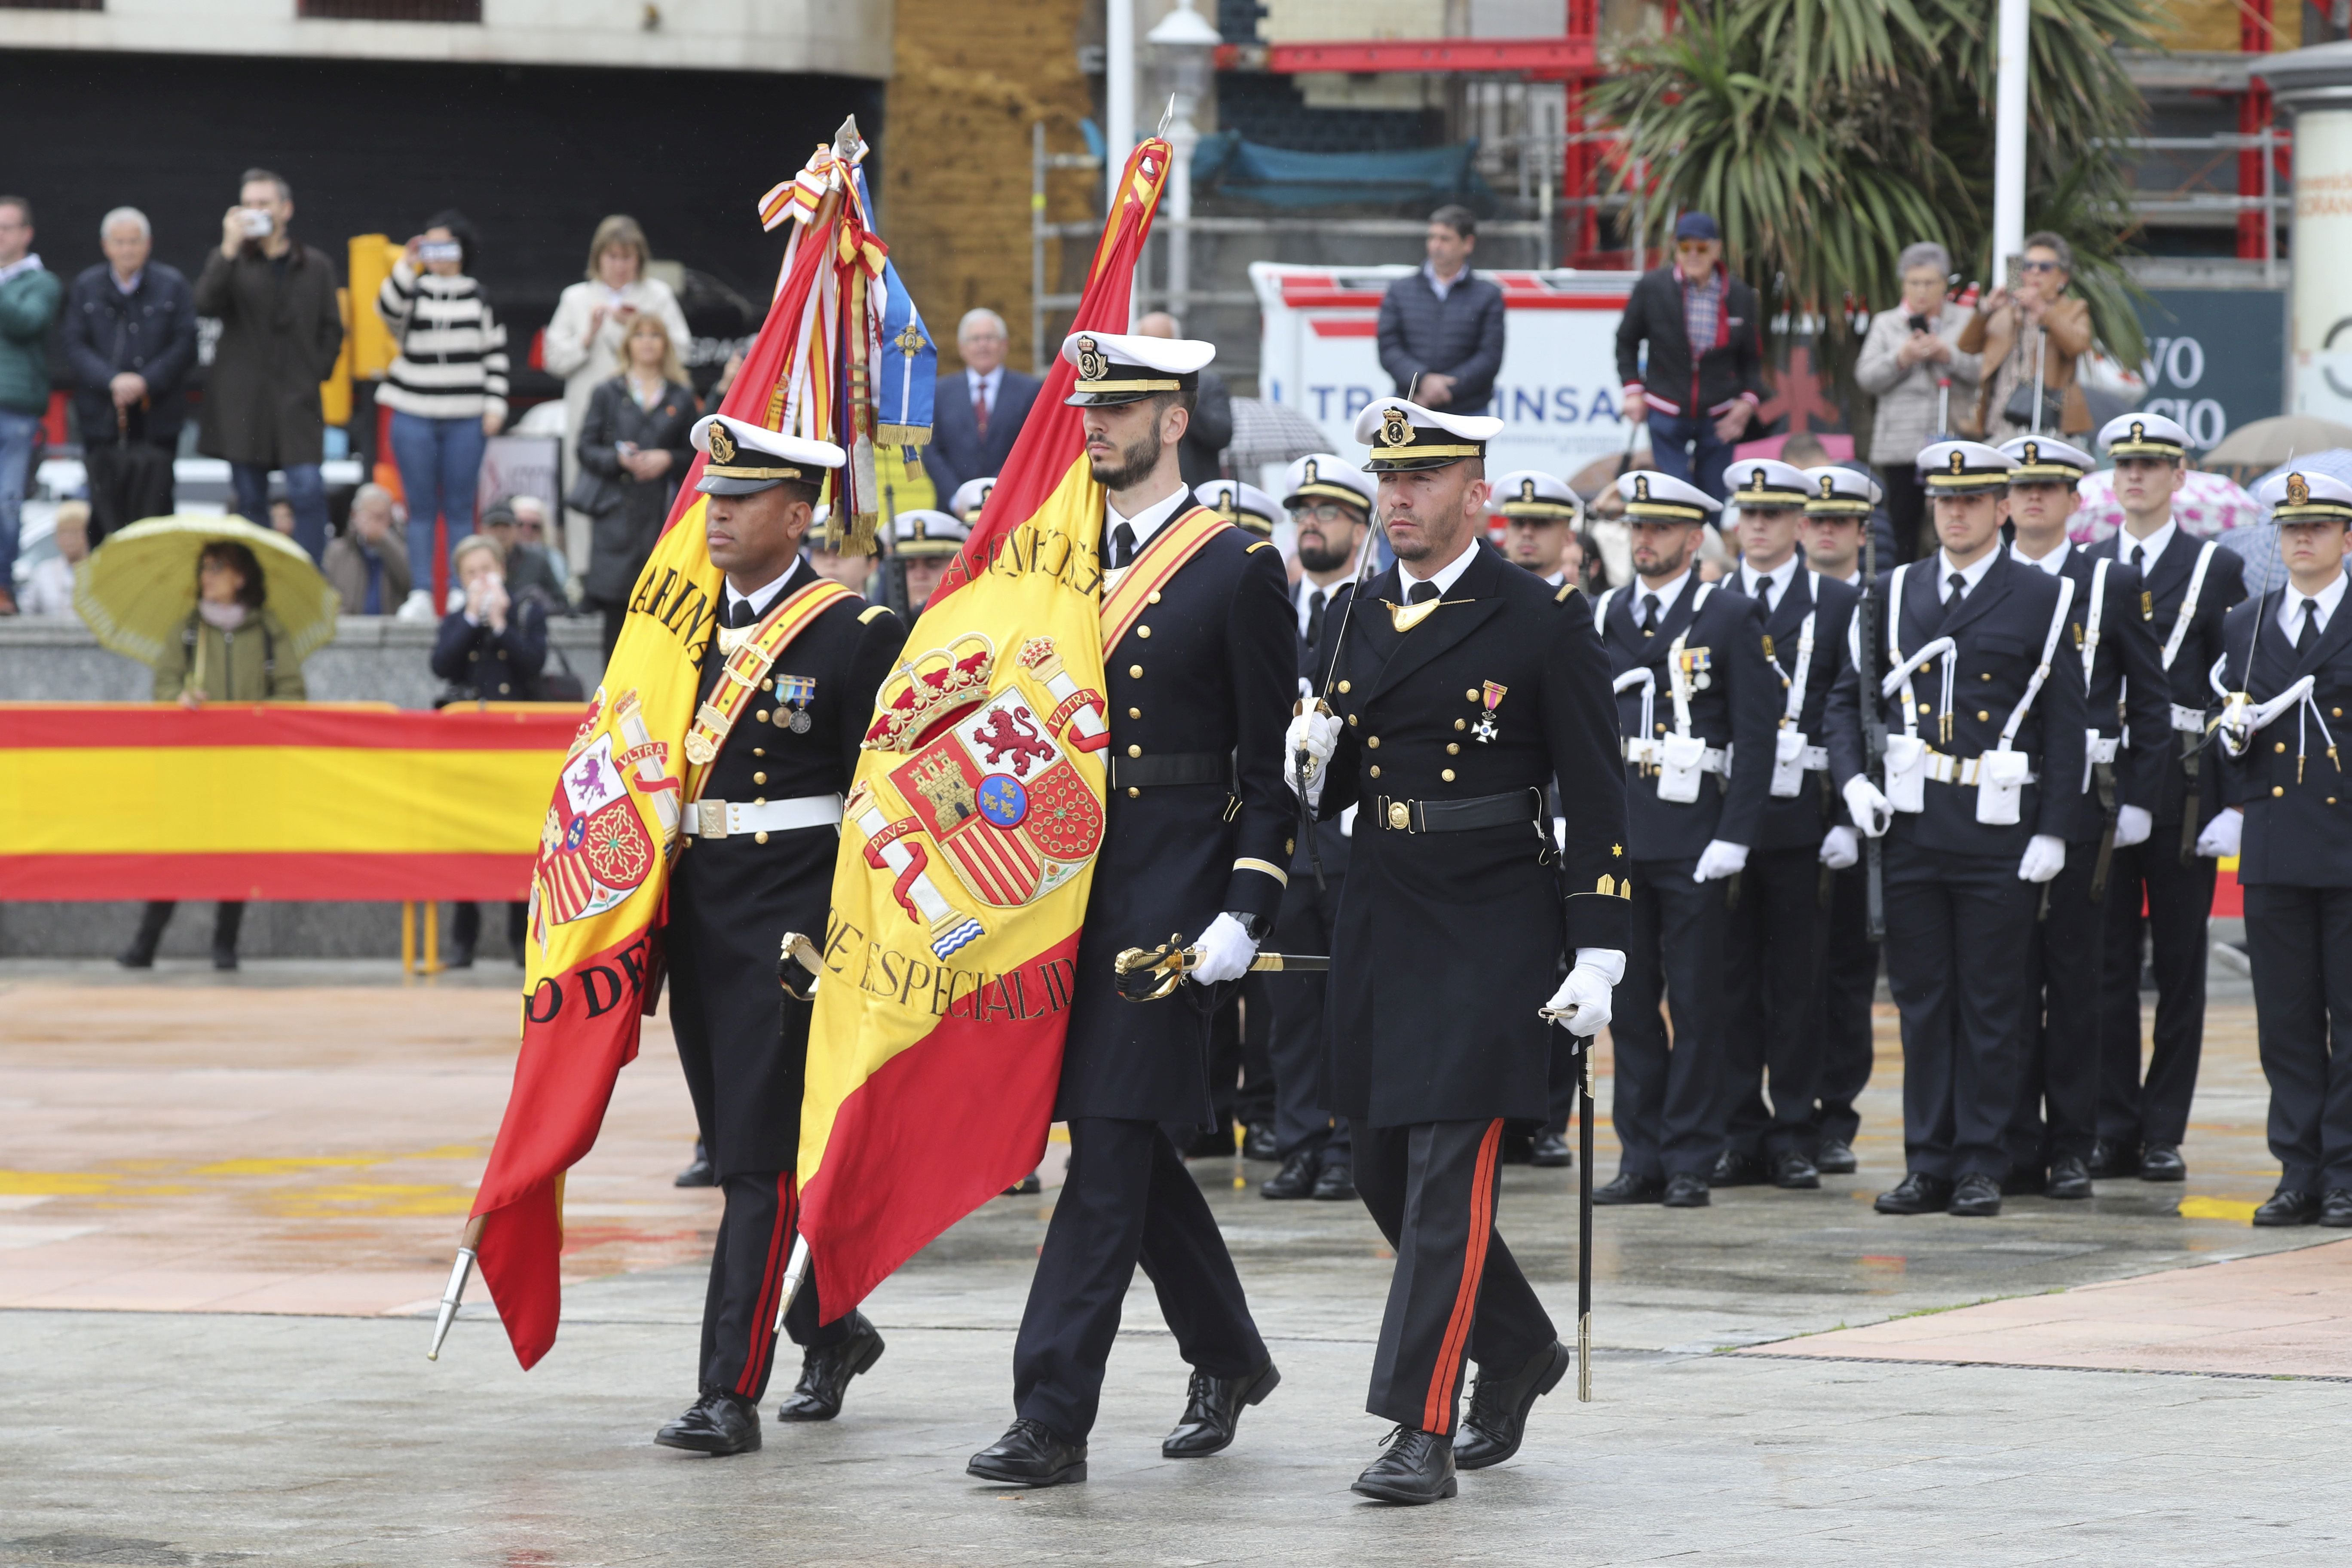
700,1171,849,1402
1355,1119,1555,1435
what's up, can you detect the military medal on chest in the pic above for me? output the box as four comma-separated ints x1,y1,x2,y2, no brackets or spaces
1472,680,1506,744
775,674,817,733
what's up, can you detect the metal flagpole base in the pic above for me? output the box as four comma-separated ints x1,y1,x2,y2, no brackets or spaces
1577,1311,1592,1403
427,1246,477,1361
772,1234,812,1335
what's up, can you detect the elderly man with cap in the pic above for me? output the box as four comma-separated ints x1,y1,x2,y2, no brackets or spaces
1825,440,2088,1219
2084,410,2245,1185
652,413,907,1456
1707,457,1864,1192
1493,469,1580,590
967,328,1295,1490
1614,213,1765,502
2211,469,2352,1226
1588,468,1778,1208
1801,466,1888,1173
948,475,996,525
1995,435,2171,1200
881,506,967,612
1284,395,1625,1503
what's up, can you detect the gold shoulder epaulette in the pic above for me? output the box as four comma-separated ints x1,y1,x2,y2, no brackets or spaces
1246,539,1274,554
859,603,895,624
1554,582,1578,603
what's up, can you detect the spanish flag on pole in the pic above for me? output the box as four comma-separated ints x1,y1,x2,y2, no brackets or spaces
792,138,1175,1315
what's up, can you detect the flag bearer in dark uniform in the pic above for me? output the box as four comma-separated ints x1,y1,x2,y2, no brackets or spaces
1589,467,1779,1208
1715,457,1861,1191
1996,435,2169,1199
1798,466,1883,1173
2089,411,2245,1183
654,415,906,1455
1286,395,1627,1504
1826,440,2088,1219
1256,453,1378,1202
968,331,1295,1488
2212,469,2352,1227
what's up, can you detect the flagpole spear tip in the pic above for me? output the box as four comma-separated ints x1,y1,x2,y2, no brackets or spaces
771,1234,812,1335
1155,95,1176,140
427,1213,489,1362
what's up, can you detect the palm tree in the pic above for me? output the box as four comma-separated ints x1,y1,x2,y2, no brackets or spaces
1591,0,2156,366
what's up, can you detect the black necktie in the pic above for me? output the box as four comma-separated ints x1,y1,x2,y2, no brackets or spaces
1409,581,1439,605
2298,597,2319,655
1306,588,1327,646
1640,592,1661,635
1946,570,1967,608
1107,522,1138,570
2128,543,2144,575
727,595,758,629
1755,576,1775,617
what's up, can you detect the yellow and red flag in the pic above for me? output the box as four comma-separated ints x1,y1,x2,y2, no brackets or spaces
794,138,1175,1314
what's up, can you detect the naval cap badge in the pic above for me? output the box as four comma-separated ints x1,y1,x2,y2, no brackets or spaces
1075,334,1108,382
1380,407,1412,447
707,423,738,464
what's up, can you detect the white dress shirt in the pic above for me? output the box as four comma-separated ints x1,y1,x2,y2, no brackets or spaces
1295,572,1353,639
966,364,1004,423
1399,540,1480,598
723,560,802,624
1631,566,1694,625
2116,518,2177,577
1738,553,1800,609
2010,538,2071,575
1936,547,2000,602
2278,570,2349,643
1106,484,1191,558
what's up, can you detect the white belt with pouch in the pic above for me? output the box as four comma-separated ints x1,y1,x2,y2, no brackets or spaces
1621,737,1730,773
2170,703,2206,734
683,793,845,840
2086,734,2120,765
1920,749,2038,788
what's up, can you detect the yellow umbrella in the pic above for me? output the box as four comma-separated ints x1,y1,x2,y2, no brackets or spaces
72,515,341,669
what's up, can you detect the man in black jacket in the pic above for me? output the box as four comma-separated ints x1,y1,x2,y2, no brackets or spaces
64,208,196,542
921,307,1044,503
1376,206,1507,415
1614,213,1765,504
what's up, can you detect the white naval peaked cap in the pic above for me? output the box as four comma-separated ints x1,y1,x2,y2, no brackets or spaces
1997,435,2097,484
1194,479,1281,536
890,508,970,557
2258,467,2352,524
1060,329,1215,406
948,475,996,521
2098,411,2190,459
1281,453,1376,512
1615,468,1722,521
1916,439,2016,493
1802,466,1883,515
691,413,845,496
1491,469,1578,520
1724,456,1813,509
1351,395,1503,472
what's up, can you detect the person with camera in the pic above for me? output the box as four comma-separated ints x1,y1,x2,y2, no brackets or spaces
1856,242,1981,564
196,170,342,564
1960,233,2093,444
432,532,546,966
575,311,696,655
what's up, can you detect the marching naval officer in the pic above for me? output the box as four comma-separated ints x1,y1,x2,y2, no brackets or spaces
1591,467,1778,1208
2087,410,2244,1184
967,330,1296,1488
655,414,906,1455
1996,435,2170,1199
1715,457,1861,1191
1826,441,2088,1219
1287,395,1627,1504
2211,469,2352,1227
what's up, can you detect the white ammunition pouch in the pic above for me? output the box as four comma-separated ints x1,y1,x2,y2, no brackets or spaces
1883,732,1929,813
1975,746,2031,826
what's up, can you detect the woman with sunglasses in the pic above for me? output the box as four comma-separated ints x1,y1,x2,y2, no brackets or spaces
1960,232,2094,442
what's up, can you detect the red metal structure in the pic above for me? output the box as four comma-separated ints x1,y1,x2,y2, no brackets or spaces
2240,0,2280,261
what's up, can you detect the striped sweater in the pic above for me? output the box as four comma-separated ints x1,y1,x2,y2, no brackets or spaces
375,259,508,421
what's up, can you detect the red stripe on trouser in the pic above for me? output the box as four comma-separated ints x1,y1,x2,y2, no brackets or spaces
735,1175,796,1397
1423,1119,1503,1434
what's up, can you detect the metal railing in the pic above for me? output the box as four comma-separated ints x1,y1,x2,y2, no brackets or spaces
2110,129,2291,286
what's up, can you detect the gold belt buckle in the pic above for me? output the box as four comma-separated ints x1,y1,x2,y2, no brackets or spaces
1386,799,1411,832
698,799,728,839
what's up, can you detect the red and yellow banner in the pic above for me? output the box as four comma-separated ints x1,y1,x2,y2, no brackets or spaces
0,702,577,900
793,138,1176,1317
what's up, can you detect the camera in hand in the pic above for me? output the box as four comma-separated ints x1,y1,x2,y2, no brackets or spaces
1907,314,1933,335
238,208,274,239
417,240,463,264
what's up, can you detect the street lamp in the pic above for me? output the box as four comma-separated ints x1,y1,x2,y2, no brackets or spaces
1148,0,1221,330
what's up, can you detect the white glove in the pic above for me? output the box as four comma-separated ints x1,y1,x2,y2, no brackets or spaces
1693,839,1749,882
1187,912,1259,986
1283,706,1342,808
1819,825,1859,870
1843,776,1893,838
2113,804,2153,849
1544,947,1623,1038
2017,833,2066,884
2195,807,2243,860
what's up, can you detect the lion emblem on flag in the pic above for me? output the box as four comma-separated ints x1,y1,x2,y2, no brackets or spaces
888,686,1103,908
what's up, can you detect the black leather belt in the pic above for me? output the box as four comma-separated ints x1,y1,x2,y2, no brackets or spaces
1372,787,1542,834
1107,750,1229,789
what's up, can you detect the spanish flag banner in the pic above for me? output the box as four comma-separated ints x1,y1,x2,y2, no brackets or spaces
793,138,1174,1315
466,130,889,1370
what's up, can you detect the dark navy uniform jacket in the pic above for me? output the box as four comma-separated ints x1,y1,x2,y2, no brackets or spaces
1596,574,1779,861
1721,566,1860,853
2084,528,2245,827
1294,576,1357,879
2217,588,2352,888
2029,545,2171,843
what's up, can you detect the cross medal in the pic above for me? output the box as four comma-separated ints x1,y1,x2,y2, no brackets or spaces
1472,681,1506,744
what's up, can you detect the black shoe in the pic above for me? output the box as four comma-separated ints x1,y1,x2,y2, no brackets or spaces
968,1418,1086,1487
445,945,476,970
2046,1155,2094,1200
2323,1189,2352,1228
1530,1131,1574,1168
2087,1139,2141,1179
1352,1426,1456,1504
211,946,239,972
2000,1164,2047,1197
775,1311,885,1421
1241,1121,1279,1162
1593,1171,1664,1205
2139,1143,2187,1182
1710,1149,1768,1188
1874,1172,1954,1216
655,1387,762,1455
1162,1360,1280,1458
120,902,172,968
1947,1173,2002,1217
1261,1149,1318,1200
1455,1341,1570,1470
1769,1150,1820,1190
1814,1137,1858,1176
1662,1173,1711,1208
1181,1126,1236,1160
116,946,156,970
2253,1186,2321,1227
1002,1173,1043,1196
1311,1161,1357,1201
674,1141,715,1188
1500,1127,1535,1165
